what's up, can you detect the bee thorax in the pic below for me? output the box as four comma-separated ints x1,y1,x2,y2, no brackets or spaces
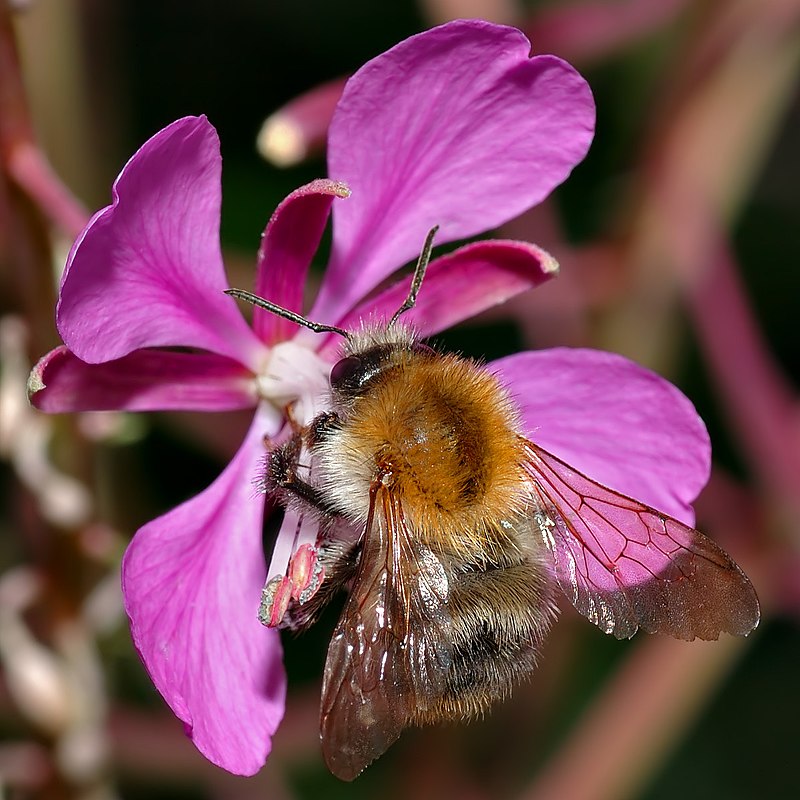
315,352,530,552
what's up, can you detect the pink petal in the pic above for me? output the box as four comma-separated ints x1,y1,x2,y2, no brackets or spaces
313,19,594,320
252,180,350,345
121,406,285,775
28,347,258,412
324,240,558,355
57,116,262,369
492,348,710,524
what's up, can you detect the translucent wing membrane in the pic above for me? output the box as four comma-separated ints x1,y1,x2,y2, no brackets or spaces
522,441,760,641
320,483,453,781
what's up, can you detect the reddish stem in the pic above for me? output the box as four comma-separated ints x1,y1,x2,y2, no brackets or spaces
0,6,89,238
685,229,800,515
7,141,89,239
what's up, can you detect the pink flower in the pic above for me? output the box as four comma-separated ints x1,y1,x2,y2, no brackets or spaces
28,20,711,775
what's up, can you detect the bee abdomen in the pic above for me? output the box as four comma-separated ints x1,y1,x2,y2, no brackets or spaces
413,556,557,725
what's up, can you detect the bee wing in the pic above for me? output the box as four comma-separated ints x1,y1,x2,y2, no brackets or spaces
522,441,760,641
320,482,452,781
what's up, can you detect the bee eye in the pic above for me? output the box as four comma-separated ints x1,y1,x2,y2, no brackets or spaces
330,355,364,390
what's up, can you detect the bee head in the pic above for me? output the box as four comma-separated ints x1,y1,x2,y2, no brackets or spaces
330,331,435,402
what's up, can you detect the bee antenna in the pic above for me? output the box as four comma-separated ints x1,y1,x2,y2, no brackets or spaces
388,225,439,328
225,289,351,339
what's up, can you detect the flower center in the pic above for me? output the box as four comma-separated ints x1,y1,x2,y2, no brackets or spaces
255,340,331,423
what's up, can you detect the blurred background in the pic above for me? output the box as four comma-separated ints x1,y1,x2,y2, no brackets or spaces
1,0,799,798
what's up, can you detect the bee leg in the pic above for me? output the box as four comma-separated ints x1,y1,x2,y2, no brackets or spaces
265,432,339,515
264,410,342,512
306,411,341,447
280,476,336,514
284,401,304,434
281,404,341,445
264,424,338,514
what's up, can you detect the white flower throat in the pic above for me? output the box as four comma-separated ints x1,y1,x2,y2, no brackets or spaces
255,339,331,422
